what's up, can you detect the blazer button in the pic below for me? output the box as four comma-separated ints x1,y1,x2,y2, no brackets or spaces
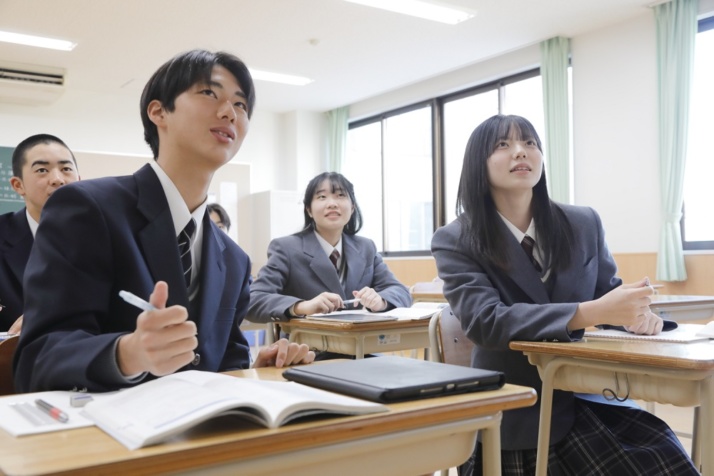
191,353,201,366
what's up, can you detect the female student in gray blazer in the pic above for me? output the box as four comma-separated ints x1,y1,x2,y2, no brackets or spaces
248,172,411,325
431,115,697,475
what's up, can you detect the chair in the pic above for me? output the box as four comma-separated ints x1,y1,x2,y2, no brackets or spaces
428,306,476,476
429,306,475,366
0,335,19,396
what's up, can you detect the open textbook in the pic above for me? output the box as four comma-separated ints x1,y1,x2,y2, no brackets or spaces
584,323,712,343
81,370,388,450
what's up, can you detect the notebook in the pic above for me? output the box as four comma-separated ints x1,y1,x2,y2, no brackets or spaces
283,356,505,403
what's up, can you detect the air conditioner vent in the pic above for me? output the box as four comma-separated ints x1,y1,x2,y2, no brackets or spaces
0,67,64,86
0,61,66,105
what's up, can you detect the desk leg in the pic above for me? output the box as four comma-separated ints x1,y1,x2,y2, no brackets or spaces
701,377,713,475
692,406,700,469
481,412,502,476
356,337,364,359
534,358,562,476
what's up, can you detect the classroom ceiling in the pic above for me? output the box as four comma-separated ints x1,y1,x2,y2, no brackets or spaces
0,0,655,114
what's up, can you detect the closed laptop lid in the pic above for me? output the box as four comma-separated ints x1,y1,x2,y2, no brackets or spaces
283,355,505,403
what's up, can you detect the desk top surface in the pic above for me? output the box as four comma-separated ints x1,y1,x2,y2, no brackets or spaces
0,366,536,476
510,338,714,370
281,317,431,331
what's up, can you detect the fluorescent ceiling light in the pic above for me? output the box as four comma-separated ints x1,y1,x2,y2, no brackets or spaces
0,30,76,51
345,0,475,25
249,69,314,86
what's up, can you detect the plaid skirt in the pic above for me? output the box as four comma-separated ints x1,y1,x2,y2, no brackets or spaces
459,398,699,476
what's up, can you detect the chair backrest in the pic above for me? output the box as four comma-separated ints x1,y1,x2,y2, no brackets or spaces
0,335,19,395
428,306,475,367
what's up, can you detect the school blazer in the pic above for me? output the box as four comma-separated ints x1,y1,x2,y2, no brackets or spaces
0,209,32,330
14,164,252,393
247,231,412,322
431,204,621,451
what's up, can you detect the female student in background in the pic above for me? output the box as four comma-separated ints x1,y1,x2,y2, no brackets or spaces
431,115,697,475
248,172,411,324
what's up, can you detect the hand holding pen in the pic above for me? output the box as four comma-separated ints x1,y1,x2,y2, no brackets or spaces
116,281,198,377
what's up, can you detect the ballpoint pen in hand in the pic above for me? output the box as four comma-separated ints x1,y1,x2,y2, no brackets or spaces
119,290,157,312
342,298,360,307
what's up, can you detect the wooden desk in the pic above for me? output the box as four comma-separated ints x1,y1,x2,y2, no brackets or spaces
651,294,714,322
0,366,536,476
280,318,432,358
510,339,714,476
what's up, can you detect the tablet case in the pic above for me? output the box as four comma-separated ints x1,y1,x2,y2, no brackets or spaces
283,355,505,403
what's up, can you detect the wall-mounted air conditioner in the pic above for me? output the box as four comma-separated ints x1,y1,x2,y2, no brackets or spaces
0,60,65,106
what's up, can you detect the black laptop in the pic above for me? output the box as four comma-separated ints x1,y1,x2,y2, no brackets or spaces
283,355,505,403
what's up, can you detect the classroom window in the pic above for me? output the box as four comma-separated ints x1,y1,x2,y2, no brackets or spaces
682,16,714,250
344,104,433,253
346,69,546,254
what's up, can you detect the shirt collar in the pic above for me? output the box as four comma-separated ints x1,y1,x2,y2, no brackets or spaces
313,230,343,258
498,212,537,243
149,161,208,236
26,209,39,238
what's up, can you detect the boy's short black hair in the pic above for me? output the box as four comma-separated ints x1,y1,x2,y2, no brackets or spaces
140,49,256,158
12,134,77,178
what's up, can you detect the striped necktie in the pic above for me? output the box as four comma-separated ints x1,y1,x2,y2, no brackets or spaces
521,235,542,273
329,249,340,271
179,218,196,287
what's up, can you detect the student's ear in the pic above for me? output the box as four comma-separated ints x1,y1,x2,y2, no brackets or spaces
9,176,26,197
146,99,167,127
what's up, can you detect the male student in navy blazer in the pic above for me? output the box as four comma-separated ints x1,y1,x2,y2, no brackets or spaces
0,134,79,333
14,49,314,393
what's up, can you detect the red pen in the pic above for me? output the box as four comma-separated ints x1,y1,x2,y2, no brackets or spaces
35,399,69,423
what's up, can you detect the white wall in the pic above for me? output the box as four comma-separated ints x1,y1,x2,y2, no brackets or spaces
571,12,659,253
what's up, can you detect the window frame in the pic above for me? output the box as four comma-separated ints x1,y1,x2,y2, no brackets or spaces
347,68,541,256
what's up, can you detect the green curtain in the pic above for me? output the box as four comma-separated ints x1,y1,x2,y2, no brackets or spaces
325,106,349,172
540,36,571,204
655,0,697,282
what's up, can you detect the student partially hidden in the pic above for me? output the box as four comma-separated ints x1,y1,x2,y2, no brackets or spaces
14,49,314,393
431,115,698,475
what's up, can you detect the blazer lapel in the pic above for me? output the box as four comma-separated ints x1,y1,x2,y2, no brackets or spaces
134,164,189,307
303,233,344,295
550,239,588,303
196,215,226,334
342,234,366,295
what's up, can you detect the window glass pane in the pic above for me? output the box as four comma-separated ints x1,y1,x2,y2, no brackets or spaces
383,106,433,252
502,75,546,153
345,122,384,250
443,91,499,224
683,26,714,243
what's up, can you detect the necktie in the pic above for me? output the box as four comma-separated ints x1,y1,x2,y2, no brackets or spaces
179,218,196,287
521,235,542,273
329,249,340,271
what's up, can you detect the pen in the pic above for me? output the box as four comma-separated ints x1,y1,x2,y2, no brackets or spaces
35,399,69,423
342,298,360,306
119,290,157,312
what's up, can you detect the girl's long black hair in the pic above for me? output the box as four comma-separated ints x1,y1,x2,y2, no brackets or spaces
455,115,574,271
